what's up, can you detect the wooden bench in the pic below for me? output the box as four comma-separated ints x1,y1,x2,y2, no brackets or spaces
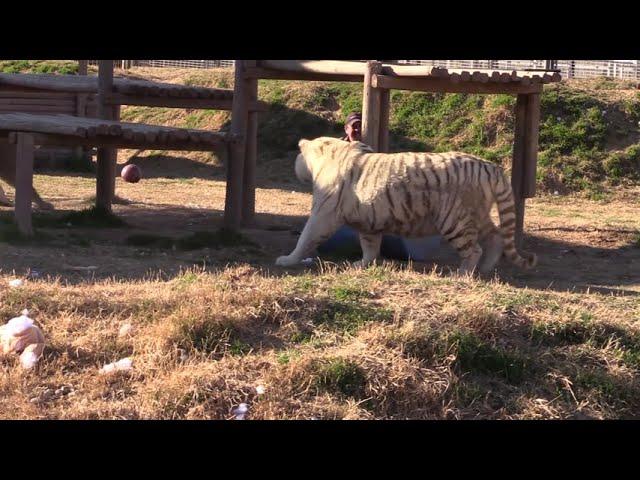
0,113,240,236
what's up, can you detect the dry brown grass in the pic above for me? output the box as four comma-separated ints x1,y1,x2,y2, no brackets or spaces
0,257,639,419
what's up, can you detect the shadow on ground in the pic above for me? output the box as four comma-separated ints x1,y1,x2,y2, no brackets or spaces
0,206,638,296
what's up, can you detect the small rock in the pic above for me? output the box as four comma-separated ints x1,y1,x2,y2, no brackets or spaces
255,385,266,395
553,190,559,196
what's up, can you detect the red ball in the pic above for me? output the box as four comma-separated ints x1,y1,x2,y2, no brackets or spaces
121,164,141,183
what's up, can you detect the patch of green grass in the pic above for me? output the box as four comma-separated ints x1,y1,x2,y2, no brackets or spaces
277,349,301,365
603,144,640,182
330,285,368,302
314,300,393,335
449,331,529,384
0,60,78,75
315,357,367,398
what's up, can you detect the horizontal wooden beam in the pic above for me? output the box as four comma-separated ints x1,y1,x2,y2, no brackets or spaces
371,74,543,95
259,60,368,76
103,93,267,112
4,132,232,152
245,67,363,83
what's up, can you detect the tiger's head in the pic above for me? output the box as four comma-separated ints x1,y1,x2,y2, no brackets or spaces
295,137,373,183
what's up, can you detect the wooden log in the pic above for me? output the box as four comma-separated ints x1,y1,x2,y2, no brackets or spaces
490,72,502,82
0,73,98,93
362,61,382,152
169,129,189,142
224,59,249,230
14,132,230,152
260,60,367,76
372,74,543,95
500,72,512,82
157,130,169,143
242,60,258,224
245,67,363,83
378,88,390,153
133,131,146,143
380,64,449,77
460,71,472,82
103,93,266,112
96,60,115,212
450,73,461,83
472,71,489,83
107,124,122,136
144,130,157,143
523,93,541,198
512,95,528,248
0,105,75,114
14,132,34,236
0,98,76,106
0,113,88,137
0,91,76,99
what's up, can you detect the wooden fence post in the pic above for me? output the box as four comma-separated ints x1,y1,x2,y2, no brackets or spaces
78,60,88,76
242,60,258,224
512,94,528,248
378,88,390,153
362,61,382,151
224,60,249,230
96,60,116,212
15,133,35,236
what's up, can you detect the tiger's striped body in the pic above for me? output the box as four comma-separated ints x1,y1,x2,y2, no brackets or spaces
277,137,537,274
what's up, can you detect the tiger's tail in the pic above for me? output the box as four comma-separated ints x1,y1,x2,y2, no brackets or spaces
491,168,537,270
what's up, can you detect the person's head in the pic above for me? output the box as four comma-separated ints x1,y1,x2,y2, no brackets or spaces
344,112,362,142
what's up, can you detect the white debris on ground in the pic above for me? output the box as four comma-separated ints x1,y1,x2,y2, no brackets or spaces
233,403,249,420
0,310,46,370
256,385,266,395
100,358,133,375
118,323,133,338
8,279,23,288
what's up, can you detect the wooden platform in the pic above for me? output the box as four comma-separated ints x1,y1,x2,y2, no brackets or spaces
0,112,238,236
0,73,266,111
0,113,239,151
251,60,563,87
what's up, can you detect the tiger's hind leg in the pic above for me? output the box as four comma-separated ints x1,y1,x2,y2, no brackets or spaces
477,218,503,274
435,197,482,276
353,233,382,268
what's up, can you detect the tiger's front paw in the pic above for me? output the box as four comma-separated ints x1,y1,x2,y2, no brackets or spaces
275,255,298,267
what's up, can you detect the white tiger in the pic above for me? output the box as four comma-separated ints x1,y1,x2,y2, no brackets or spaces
275,137,537,274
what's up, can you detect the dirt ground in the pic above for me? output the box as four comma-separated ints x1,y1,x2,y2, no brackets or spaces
0,153,638,297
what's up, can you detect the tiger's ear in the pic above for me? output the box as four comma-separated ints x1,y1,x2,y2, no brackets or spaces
298,139,309,149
